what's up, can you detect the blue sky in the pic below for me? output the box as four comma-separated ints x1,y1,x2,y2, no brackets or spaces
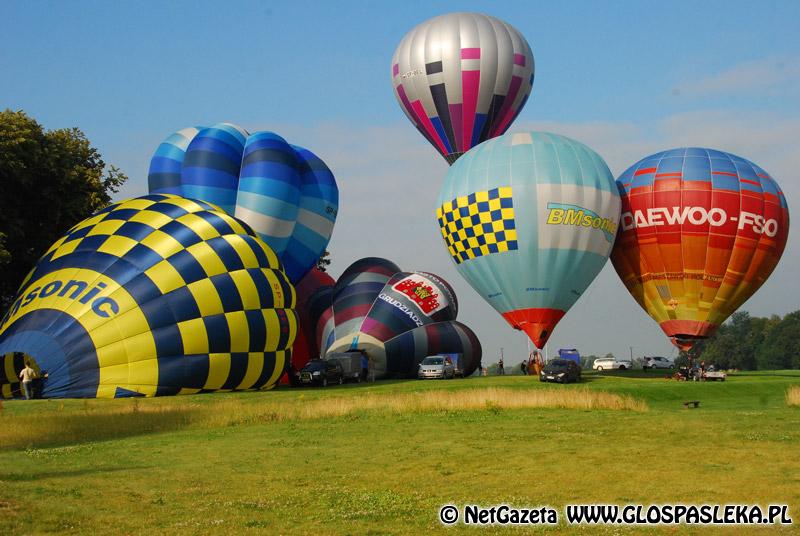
2,0,799,364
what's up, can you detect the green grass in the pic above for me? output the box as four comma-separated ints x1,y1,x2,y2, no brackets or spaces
1,371,799,534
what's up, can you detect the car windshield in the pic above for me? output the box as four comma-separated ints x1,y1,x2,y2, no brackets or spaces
422,357,443,365
545,360,570,370
303,361,326,371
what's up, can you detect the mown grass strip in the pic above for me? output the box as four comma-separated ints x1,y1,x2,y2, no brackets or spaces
0,387,646,450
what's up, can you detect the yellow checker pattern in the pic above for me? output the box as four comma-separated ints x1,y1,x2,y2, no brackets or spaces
0,194,297,399
436,187,518,264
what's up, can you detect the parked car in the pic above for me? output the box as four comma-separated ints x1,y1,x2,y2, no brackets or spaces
299,359,344,387
326,351,365,382
439,353,466,377
418,355,455,379
642,356,674,370
592,357,633,371
539,359,582,383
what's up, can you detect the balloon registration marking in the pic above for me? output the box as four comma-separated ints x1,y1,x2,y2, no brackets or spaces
436,187,518,264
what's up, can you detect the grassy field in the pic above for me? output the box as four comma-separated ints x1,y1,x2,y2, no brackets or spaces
1,370,799,534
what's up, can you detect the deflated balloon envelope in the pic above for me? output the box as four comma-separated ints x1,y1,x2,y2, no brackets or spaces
280,267,335,385
610,148,790,351
391,12,534,164
0,195,297,399
311,258,481,378
148,123,338,283
436,132,621,349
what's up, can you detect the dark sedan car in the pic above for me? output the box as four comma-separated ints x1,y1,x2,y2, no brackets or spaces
299,359,344,387
539,359,581,384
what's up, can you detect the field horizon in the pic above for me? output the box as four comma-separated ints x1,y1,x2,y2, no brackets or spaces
2,370,799,534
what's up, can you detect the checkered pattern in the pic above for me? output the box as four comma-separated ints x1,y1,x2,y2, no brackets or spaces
436,187,518,264
2,194,297,397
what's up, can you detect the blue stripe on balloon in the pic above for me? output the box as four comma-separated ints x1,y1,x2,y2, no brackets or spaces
181,184,238,214
471,114,487,147
181,167,240,189
235,188,299,216
430,116,453,154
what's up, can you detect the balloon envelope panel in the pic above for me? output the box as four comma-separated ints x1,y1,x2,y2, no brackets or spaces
147,124,339,283
391,12,534,164
281,268,336,384
437,132,620,348
0,195,297,399
610,148,790,348
313,258,481,378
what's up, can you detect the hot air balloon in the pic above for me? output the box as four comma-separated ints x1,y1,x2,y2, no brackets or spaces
148,123,339,283
436,132,621,349
391,12,534,164
0,195,297,398
312,258,482,378
280,267,335,385
611,148,790,352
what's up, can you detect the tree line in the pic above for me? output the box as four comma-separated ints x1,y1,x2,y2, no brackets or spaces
0,110,127,311
685,310,800,370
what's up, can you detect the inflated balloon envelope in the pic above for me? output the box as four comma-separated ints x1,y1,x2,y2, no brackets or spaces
391,12,534,164
0,195,297,398
611,148,789,352
436,132,621,349
148,123,338,283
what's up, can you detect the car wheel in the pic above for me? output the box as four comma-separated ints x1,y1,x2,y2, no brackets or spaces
669,364,674,369
322,378,328,387
619,365,626,370
597,366,603,371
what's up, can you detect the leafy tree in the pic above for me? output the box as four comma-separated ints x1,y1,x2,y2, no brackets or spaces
316,250,331,272
756,311,800,370
0,110,127,310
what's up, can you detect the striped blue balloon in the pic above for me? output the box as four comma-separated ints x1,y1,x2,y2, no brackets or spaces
181,123,249,214
147,127,201,195
147,123,339,283
236,132,301,259
283,145,339,280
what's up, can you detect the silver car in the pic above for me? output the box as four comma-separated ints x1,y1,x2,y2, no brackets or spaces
418,355,455,379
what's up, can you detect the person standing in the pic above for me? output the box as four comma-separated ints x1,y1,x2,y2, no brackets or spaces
18,361,36,400
498,357,505,375
367,354,376,382
360,353,368,381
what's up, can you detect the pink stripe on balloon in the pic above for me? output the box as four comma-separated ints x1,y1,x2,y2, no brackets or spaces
461,70,480,150
491,75,523,137
461,47,481,59
395,85,418,124
448,103,463,152
514,54,526,66
410,100,448,155
392,63,399,76
396,85,440,150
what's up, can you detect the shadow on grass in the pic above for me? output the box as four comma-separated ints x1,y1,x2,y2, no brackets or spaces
587,371,675,380
1,408,198,451
731,372,800,378
0,465,149,482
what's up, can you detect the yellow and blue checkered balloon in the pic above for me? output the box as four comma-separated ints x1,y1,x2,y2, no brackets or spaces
0,195,297,398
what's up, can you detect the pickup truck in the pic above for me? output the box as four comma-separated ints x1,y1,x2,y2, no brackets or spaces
592,357,633,371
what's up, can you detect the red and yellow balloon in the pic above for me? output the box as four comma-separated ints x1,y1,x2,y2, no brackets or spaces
611,148,789,352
